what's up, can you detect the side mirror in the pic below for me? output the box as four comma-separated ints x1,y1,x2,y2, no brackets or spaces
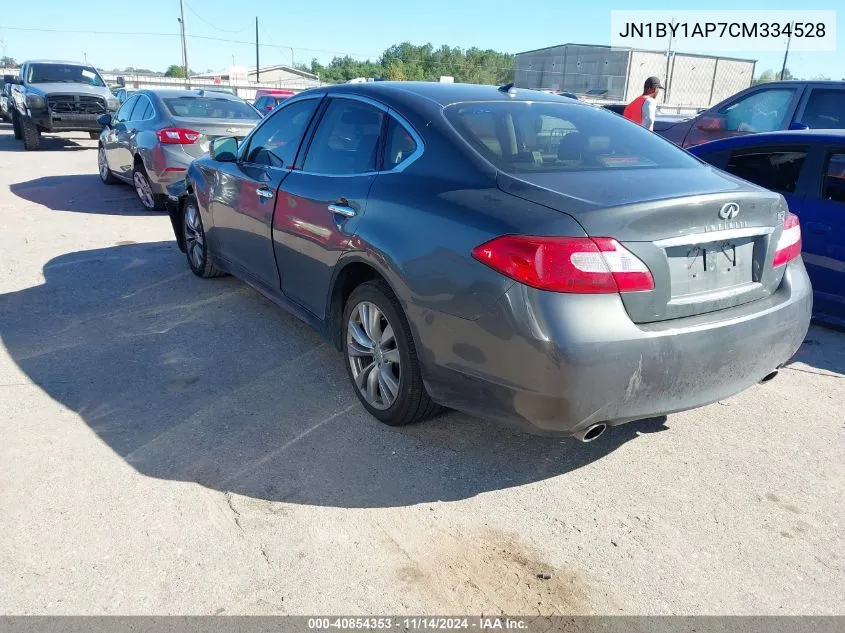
98,113,113,128
209,136,238,162
789,121,809,131
116,76,126,87
696,114,727,131
3,74,20,85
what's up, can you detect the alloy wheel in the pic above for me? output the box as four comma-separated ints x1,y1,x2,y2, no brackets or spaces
184,202,205,270
346,301,401,410
98,147,109,181
133,170,155,209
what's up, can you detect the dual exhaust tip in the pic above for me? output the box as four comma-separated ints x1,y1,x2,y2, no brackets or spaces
573,367,780,443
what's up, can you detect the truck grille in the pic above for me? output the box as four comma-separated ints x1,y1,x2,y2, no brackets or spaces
47,95,107,115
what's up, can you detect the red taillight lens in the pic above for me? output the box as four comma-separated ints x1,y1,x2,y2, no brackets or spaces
156,127,200,144
471,235,654,294
772,212,802,268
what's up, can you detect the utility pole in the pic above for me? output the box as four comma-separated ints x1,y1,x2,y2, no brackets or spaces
178,0,190,87
255,17,260,81
664,18,675,104
780,24,792,81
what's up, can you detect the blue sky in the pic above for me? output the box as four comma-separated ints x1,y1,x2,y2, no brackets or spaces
0,0,841,79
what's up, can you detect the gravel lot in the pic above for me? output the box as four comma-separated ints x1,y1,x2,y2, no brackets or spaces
0,125,843,616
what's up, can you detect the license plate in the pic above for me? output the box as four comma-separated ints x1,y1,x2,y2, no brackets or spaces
666,238,755,298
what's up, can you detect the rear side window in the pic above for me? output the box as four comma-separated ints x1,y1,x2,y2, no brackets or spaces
802,90,845,129
824,153,845,203
115,95,138,122
384,117,418,170
162,97,260,120
129,96,153,121
445,101,698,174
302,99,384,175
725,149,807,194
245,98,320,167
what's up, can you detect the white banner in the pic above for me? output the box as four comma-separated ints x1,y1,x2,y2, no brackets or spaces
610,10,837,52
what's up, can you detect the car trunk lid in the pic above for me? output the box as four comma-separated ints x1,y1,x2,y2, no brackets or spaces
169,117,256,158
497,167,790,323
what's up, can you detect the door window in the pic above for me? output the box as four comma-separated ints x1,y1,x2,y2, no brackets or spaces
725,148,807,194
383,117,419,170
302,99,385,175
721,89,796,133
244,98,320,168
115,95,138,122
823,153,845,203
129,95,154,121
802,90,845,129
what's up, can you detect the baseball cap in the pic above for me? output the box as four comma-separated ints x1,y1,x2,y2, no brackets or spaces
644,76,664,90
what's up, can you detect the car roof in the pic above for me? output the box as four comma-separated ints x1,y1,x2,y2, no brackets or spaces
140,88,244,100
690,129,845,153
323,81,577,107
24,60,94,67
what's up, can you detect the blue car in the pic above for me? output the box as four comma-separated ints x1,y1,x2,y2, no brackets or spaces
690,130,845,328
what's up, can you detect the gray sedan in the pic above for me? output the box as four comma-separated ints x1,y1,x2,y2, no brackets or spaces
167,82,812,442
96,89,261,210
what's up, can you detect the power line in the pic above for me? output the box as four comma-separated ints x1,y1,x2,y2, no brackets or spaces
184,1,252,34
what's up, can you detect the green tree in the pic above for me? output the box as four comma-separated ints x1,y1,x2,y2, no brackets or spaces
164,64,187,78
1,56,19,68
753,68,793,84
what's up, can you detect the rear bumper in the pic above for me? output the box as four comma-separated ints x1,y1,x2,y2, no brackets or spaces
144,146,193,195
418,259,812,436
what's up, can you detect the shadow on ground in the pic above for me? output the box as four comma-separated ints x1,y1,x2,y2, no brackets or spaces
10,174,151,216
0,124,92,152
0,243,675,508
789,326,845,378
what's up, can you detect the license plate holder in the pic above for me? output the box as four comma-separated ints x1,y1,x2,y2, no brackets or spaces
666,237,756,298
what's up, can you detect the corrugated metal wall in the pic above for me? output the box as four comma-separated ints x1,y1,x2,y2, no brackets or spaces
516,45,754,108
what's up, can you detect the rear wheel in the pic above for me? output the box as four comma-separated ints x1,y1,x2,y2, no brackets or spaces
12,110,22,140
97,145,117,184
183,196,226,279
20,115,41,150
132,162,165,211
342,280,439,426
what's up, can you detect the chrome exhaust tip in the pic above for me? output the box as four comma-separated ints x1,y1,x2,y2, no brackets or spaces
760,369,779,383
574,423,607,443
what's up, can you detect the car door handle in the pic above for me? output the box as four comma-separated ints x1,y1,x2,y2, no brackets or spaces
328,204,356,218
256,187,274,199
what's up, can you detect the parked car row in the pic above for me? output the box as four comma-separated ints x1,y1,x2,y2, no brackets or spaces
157,81,811,441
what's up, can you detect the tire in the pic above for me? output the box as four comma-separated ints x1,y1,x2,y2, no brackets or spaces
132,162,165,211
12,110,22,140
183,195,226,279
97,145,117,185
89,131,100,140
20,115,41,150
342,280,440,426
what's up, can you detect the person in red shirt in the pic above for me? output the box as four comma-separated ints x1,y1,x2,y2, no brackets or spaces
623,76,663,131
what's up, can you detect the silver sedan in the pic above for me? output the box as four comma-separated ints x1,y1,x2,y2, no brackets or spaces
96,88,261,210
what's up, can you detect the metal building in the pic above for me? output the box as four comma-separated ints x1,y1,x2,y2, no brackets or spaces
515,44,755,108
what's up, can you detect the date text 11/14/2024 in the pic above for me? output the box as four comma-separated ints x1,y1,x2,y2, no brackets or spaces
307,617,528,630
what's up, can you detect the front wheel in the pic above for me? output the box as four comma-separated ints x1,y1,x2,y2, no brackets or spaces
342,280,439,426
20,115,41,150
183,196,226,279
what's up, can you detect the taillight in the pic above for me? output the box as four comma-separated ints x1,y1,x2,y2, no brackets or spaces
772,212,801,268
156,127,200,144
471,235,654,294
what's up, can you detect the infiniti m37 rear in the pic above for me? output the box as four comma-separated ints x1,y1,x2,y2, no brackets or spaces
166,82,812,440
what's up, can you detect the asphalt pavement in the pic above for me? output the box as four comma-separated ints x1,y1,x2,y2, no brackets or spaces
0,125,843,615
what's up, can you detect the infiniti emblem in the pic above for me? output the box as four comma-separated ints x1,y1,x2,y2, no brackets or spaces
719,202,740,220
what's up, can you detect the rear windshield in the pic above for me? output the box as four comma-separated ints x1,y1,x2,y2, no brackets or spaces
28,63,106,87
163,97,261,120
445,101,700,174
